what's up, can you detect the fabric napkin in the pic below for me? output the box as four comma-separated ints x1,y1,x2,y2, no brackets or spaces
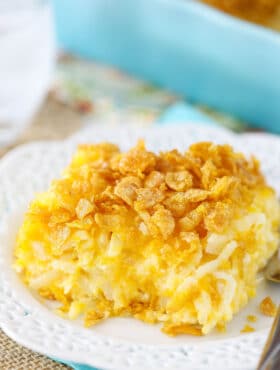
55,102,217,370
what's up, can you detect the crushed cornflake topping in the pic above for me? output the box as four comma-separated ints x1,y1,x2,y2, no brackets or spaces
259,296,277,317
76,198,94,219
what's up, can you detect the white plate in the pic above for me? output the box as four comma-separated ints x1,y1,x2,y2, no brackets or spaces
0,124,280,370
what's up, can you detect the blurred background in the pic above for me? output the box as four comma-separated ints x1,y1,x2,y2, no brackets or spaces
1,0,280,152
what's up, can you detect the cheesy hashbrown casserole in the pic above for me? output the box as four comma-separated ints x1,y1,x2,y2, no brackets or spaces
14,141,280,335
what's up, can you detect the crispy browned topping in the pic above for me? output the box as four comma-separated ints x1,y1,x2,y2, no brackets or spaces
32,140,265,242
77,142,259,235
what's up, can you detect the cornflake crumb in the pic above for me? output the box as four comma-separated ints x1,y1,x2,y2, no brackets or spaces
259,296,277,317
241,324,255,333
162,323,203,336
247,315,257,323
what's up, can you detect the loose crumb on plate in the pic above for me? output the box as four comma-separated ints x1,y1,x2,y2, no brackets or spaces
246,315,257,323
241,324,255,333
259,296,277,317
162,323,203,336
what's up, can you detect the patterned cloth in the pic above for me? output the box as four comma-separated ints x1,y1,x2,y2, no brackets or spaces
51,55,249,133
0,329,68,370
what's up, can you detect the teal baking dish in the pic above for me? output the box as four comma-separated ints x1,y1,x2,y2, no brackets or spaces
52,0,280,132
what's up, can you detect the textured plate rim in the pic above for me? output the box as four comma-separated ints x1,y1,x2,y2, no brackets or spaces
0,123,279,370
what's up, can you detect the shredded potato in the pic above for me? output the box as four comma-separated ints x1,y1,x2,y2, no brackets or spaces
14,141,280,335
